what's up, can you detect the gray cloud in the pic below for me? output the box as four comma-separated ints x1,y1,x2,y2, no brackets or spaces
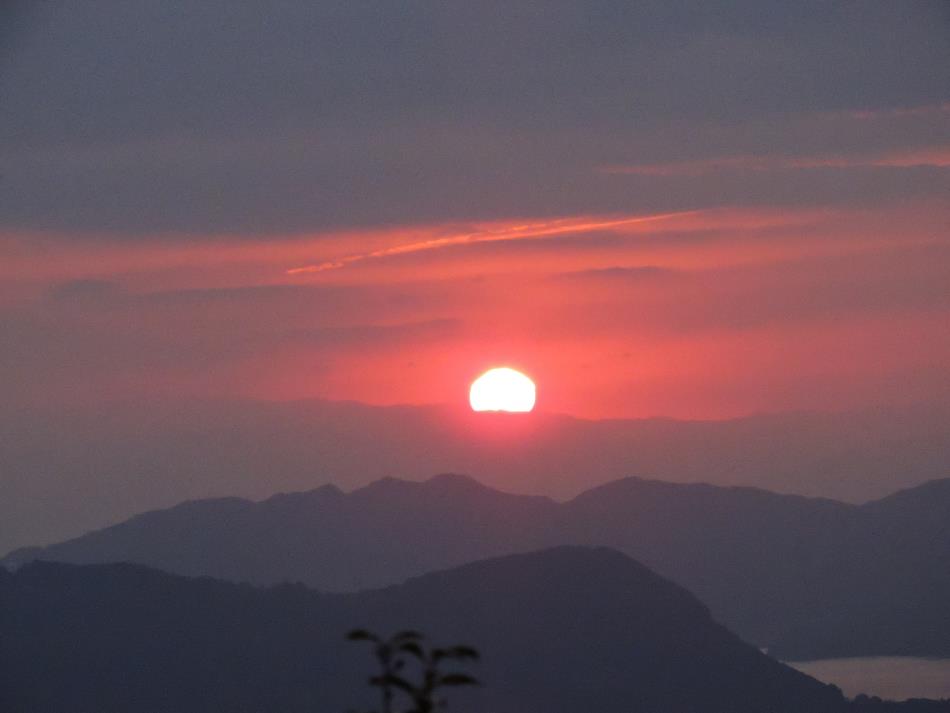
1,1,948,237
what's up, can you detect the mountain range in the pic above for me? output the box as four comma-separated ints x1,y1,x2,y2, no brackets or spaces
0,547,857,713
4,397,948,554
6,473,949,659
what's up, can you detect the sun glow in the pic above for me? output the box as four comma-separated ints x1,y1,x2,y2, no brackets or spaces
469,368,536,413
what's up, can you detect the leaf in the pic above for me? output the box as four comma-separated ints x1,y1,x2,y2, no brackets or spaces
379,674,415,694
443,646,479,660
439,673,479,687
347,629,378,642
398,642,425,660
392,630,424,642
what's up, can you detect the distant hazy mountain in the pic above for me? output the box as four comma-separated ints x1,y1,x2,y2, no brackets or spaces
3,397,948,554
562,476,950,659
0,547,852,713
6,473,949,658
2,474,557,591
768,477,950,659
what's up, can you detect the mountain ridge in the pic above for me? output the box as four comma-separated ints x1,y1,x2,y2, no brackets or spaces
5,473,949,659
0,547,852,713
5,397,948,554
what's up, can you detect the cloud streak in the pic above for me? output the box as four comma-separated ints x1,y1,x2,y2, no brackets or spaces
285,212,699,274
601,146,950,177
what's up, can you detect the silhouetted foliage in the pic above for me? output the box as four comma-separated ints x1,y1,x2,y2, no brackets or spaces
347,629,479,713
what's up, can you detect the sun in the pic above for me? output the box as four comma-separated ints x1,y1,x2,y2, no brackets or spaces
469,367,536,413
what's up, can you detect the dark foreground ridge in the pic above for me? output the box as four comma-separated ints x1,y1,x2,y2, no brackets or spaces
6,474,950,659
0,546,860,713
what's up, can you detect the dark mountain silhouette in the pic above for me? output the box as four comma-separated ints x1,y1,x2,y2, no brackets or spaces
4,397,949,555
768,477,950,659
0,547,855,713
5,474,950,658
2,473,558,590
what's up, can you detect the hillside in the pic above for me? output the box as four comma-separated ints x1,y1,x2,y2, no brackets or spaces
0,547,848,713
5,474,950,658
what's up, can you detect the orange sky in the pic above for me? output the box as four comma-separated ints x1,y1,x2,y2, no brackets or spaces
2,3,949,421
3,199,948,419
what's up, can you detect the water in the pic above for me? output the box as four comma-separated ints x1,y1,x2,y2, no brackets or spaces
788,657,950,701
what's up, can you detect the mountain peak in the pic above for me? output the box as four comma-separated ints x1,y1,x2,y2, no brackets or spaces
262,483,343,505
404,544,687,596
425,472,495,491
353,473,509,499
352,475,418,497
1,548,847,713
862,476,950,517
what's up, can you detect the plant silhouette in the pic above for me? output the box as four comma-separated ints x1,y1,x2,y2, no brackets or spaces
347,629,479,713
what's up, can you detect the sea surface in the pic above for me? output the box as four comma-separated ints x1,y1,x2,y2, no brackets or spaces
787,657,950,701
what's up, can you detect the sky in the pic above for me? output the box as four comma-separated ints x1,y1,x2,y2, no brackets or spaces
2,1,949,420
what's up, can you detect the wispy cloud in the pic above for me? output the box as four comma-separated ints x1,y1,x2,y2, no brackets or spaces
600,145,950,177
847,101,950,121
285,212,699,274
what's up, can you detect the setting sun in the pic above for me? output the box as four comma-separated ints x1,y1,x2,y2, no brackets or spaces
469,367,536,412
